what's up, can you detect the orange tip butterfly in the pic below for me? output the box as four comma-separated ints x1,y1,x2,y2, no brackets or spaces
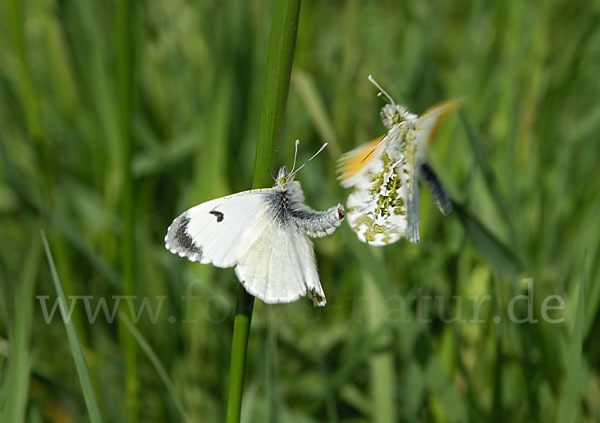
338,75,459,245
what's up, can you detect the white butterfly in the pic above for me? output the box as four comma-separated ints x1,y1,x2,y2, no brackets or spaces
165,142,344,306
338,75,459,246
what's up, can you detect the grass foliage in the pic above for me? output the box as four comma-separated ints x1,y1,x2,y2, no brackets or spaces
1,0,599,421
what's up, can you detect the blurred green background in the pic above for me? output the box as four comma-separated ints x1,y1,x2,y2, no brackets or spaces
1,0,599,422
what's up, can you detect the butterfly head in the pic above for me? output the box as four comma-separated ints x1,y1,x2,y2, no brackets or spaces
380,103,409,127
276,166,294,187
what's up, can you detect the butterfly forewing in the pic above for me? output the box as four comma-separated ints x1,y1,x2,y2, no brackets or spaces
414,100,461,160
338,136,386,188
165,190,273,267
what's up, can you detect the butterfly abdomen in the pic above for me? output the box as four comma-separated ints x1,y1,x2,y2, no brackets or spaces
419,163,452,215
289,204,344,237
268,182,343,237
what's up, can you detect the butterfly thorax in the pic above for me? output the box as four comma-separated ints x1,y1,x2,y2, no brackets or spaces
269,169,344,237
273,180,305,209
273,166,304,211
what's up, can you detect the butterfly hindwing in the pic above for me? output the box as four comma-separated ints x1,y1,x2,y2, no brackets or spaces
235,187,345,306
234,188,341,305
235,218,325,306
406,167,421,243
345,148,410,246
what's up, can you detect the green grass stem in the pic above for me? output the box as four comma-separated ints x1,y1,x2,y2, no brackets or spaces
225,0,302,422
252,0,302,188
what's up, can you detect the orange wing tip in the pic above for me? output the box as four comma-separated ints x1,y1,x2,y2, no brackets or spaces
421,98,463,145
337,136,384,181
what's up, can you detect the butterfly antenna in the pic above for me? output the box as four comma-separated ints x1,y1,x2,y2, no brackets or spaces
361,136,387,163
368,74,395,104
290,142,328,178
290,139,300,173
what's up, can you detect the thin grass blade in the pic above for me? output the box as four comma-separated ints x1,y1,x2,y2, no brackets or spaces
40,231,102,423
0,235,40,422
556,255,587,422
118,312,189,422
454,202,523,277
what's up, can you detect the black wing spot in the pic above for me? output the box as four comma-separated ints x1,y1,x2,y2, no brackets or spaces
173,215,203,255
210,210,224,222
